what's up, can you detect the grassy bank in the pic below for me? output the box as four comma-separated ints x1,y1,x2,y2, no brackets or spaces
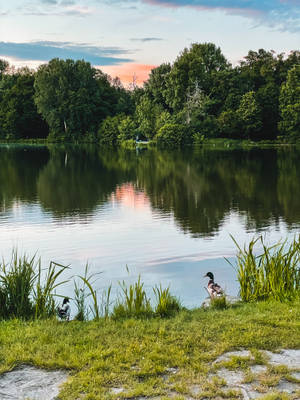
0,300,299,399
1,137,300,149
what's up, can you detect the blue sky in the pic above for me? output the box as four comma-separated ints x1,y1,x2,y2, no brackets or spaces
0,0,299,84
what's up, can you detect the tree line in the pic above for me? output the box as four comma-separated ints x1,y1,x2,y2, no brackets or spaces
0,43,299,145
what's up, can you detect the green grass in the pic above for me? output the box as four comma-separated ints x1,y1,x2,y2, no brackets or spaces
229,236,300,302
0,300,299,399
0,251,68,319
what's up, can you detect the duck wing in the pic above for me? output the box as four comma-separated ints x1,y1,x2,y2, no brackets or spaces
212,282,223,295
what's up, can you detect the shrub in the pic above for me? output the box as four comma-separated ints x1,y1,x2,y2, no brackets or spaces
156,123,191,148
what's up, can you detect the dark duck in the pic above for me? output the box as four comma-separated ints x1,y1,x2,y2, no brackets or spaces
57,297,71,321
204,272,223,298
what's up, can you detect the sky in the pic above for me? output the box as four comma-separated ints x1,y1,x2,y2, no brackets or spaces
0,0,299,85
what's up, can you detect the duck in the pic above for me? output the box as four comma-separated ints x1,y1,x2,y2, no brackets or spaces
57,297,71,321
204,272,223,299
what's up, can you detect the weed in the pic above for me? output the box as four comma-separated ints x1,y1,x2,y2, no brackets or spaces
229,236,300,302
112,275,152,319
34,261,69,319
77,264,102,320
0,251,36,319
153,285,181,317
210,295,227,310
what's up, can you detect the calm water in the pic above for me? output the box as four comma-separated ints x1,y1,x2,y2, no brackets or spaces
1,144,299,308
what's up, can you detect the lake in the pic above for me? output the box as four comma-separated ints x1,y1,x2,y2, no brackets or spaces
1,144,299,308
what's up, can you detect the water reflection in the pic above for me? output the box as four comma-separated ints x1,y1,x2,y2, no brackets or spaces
0,145,300,236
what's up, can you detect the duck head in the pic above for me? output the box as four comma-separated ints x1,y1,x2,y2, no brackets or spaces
204,272,214,280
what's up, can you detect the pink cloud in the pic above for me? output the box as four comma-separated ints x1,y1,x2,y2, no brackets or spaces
143,0,263,18
100,63,157,86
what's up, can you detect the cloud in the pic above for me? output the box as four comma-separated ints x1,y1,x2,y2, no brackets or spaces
0,41,133,66
130,37,164,42
141,0,300,32
101,63,156,86
22,4,93,17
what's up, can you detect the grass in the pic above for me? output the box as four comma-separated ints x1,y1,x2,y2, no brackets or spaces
0,300,299,399
153,285,182,317
112,275,153,319
229,236,300,302
0,251,68,319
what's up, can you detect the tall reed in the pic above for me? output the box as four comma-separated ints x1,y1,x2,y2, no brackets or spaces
0,251,69,320
230,236,300,302
34,261,69,319
112,276,152,319
77,264,102,320
153,285,181,317
0,251,36,319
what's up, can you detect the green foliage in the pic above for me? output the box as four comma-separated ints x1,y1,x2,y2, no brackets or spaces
144,63,171,110
0,251,68,320
218,110,242,138
0,70,48,139
210,295,227,310
1,45,299,144
117,115,137,142
230,236,300,302
153,285,181,317
135,95,163,140
278,66,300,139
98,114,122,146
156,123,191,148
0,251,36,319
112,276,152,319
165,42,230,111
34,59,119,140
77,266,102,320
34,261,69,319
236,91,262,139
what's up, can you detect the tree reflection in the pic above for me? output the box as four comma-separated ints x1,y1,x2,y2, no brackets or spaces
0,145,299,235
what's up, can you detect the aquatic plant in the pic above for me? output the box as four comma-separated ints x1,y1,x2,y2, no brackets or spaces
34,261,69,319
153,284,181,317
112,275,152,319
100,284,112,319
77,265,102,320
0,251,36,319
0,251,68,319
230,236,300,302
210,295,227,310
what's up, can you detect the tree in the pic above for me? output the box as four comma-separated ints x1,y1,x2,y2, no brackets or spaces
117,115,137,142
165,43,230,111
0,69,48,139
0,59,9,77
237,91,262,139
156,123,191,147
144,63,171,110
98,114,123,146
34,59,107,139
278,66,300,139
135,95,163,140
218,110,241,138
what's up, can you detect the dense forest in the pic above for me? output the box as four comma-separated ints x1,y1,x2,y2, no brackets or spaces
0,43,299,145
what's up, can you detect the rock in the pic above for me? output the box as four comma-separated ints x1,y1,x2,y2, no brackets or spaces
264,349,300,368
0,365,68,400
214,350,253,364
249,365,267,375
